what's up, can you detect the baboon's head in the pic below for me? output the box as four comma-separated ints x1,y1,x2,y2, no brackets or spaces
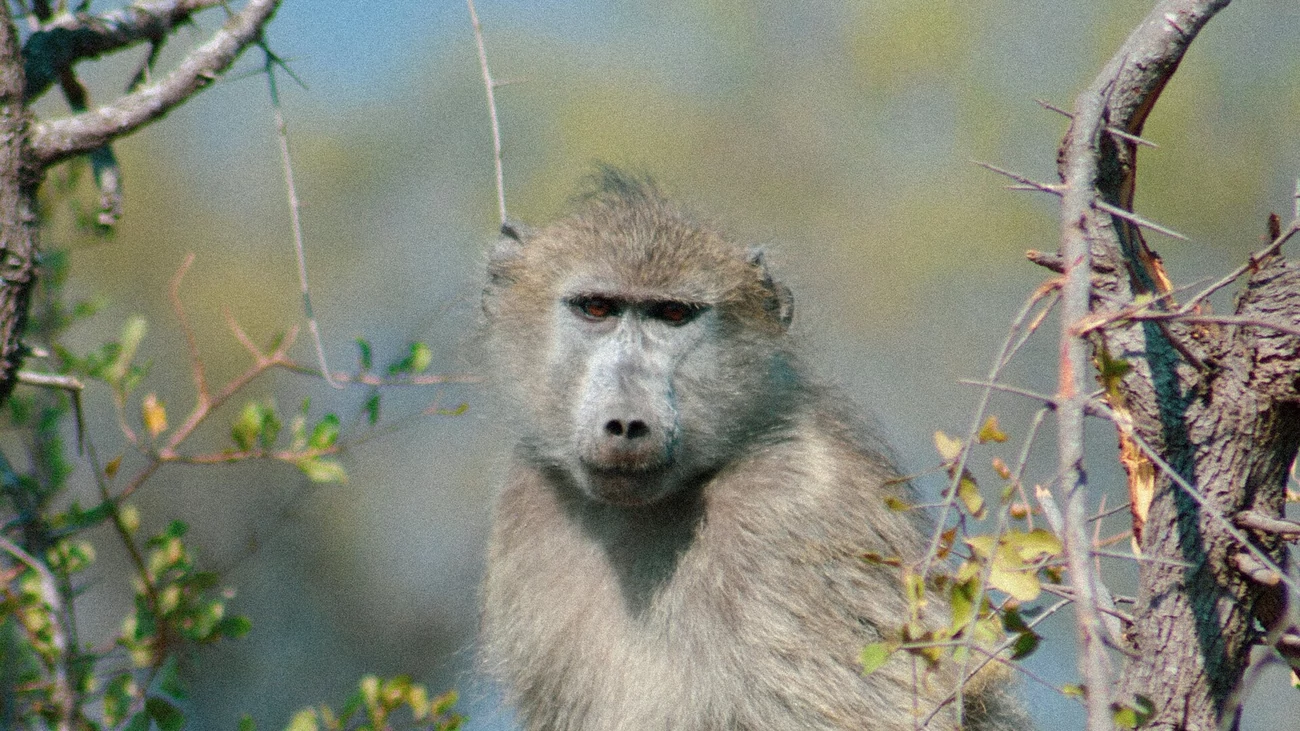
483,169,797,506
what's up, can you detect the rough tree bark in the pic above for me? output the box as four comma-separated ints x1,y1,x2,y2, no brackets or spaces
0,0,281,404
1052,1,1300,728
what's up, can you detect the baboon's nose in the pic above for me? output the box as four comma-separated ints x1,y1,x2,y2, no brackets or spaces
604,419,650,439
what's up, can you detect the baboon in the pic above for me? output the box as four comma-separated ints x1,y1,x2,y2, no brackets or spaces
480,169,1025,730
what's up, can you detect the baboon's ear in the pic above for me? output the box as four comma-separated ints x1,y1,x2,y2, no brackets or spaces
484,221,530,317
747,247,794,330
488,220,529,285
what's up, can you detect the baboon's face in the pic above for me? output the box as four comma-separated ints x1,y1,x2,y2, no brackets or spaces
549,281,717,506
484,178,794,507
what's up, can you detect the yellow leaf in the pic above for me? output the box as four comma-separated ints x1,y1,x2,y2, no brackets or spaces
105,455,122,478
141,393,167,437
934,430,962,462
976,415,1008,444
988,561,1042,602
1005,529,1063,562
860,642,896,675
966,535,995,558
958,475,985,518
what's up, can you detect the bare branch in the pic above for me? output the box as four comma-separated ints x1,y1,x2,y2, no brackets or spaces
29,0,281,167
23,0,225,102
1234,509,1300,540
16,371,83,391
1056,43,1114,731
467,0,508,227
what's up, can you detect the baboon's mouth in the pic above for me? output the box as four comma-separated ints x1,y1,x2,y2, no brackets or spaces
577,463,677,506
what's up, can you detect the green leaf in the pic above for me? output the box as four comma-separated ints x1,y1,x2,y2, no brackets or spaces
232,401,280,451
1112,705,1139,729
104,673,136,726
988,557,1041,602
949,578,978,632
309,414,341,450
408,342,433,373
232,402,264,451
218,614,253,639
1061,683,1086,698
436,402,469,416
1009,630,1040,660
124,711,151,731
389,341,434,375
365,392,380,426
239,715,257,731
156,655,188,700
356,338,373,371
297,457,347,484
146,697,185,731
859,642,896,674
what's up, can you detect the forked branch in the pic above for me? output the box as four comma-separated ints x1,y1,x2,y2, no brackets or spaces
29,0,281,166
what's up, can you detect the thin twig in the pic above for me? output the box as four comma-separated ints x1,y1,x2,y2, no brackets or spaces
956,379,1057,406
169,253,209,405
263,50,340,389
1179,217,1299,310
1131,313,1300,339
468,0,507,227
1093,549,1193,568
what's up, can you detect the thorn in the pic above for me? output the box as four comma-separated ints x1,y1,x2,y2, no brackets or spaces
973,161,1061,196
1095,200,1188,241
1034,98,1157,148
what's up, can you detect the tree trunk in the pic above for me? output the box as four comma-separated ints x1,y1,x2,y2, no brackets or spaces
1054,1,1300,728
0,3,39,406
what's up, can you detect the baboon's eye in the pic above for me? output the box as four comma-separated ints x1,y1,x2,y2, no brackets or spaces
649,301,701,325
571,296,621,321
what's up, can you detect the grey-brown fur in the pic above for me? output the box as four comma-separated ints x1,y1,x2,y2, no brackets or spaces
480,169,1026,730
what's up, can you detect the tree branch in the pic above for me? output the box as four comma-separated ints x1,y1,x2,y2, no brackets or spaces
1050,2,1300,729
23,0,225,102
28,0,280,167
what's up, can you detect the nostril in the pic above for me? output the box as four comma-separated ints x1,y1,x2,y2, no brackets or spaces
604,420,625,437
626,420,649,439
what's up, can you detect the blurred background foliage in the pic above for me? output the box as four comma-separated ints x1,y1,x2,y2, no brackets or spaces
21,0,1300,728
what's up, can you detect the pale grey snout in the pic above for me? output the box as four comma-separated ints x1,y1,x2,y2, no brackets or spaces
576,333,678,472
